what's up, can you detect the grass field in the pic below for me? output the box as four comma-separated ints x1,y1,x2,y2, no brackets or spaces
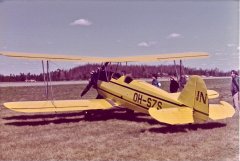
0,78,239,161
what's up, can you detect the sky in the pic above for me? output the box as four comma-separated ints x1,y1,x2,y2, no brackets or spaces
0,0,239,75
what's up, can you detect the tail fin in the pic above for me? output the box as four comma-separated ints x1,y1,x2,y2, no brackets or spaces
178,75,209,123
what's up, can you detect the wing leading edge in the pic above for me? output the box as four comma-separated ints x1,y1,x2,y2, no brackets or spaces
3,99,116,113
0,51,106,62
111,52,208,62
0,51,208,63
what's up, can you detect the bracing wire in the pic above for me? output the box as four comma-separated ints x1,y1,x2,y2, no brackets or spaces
48,62,53,98
159,61,166,76
41,60,48,99
174,60,179,81
47,61,55,103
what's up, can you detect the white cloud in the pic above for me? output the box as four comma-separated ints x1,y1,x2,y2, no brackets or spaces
138,42,149,47
70,18,92,26
137,41,157,47
227,43,236,47
214,52,223,56
167,33,182,39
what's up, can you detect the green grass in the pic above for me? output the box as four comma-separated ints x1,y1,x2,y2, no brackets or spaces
0,78,239,161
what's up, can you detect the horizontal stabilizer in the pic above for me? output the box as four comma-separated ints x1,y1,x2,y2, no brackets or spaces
207,90,219,99
149,107,194,125
170,90,219,100
3,99,115,113
209,101,235,120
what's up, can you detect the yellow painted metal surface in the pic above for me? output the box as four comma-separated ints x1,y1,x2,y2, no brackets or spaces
149,107,194,125
98,76,183,114
209,101,235,120
0,51,208,62
111,52,209,62
3,99,114,113
206,90,219,99
178,75,209,122
169,90,219,100
0,51,106,62
96,75,235,124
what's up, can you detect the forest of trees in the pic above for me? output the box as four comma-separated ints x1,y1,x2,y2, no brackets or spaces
0,64,230,82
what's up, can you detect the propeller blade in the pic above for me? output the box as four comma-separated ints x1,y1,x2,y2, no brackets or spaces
80,68,100,97
80,82,93,97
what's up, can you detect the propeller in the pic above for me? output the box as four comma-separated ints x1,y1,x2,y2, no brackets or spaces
80,70,98,97
80,62,109,97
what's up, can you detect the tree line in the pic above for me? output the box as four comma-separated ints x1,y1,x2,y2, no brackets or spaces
0,64,229,82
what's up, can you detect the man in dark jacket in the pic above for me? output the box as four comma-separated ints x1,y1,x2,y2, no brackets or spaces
170,76,179,93
231,70,239,111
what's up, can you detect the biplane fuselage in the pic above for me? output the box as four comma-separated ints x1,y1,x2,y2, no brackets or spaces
98,75,182,114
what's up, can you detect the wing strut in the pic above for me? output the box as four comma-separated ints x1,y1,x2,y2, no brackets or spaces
179,60,187,90
48,60,55,101
41,60,48,99
41,60,55,101
46,60,49,99
174,60,179,81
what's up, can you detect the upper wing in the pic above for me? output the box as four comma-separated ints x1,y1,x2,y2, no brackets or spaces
0,51,106,62
111,52,209,62
0,51,208,63
3,99,117,113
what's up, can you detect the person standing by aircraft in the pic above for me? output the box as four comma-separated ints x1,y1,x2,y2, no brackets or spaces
152,74,161,88
179,75,187,89
170,76,179,93
121,70,126,76
231,70,239,111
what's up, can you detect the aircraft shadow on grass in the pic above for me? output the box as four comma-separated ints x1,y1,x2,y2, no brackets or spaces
3,109,160,126
145,122,226,134
3,109,226,133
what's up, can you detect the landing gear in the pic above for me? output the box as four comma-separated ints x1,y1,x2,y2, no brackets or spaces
96,94,103,99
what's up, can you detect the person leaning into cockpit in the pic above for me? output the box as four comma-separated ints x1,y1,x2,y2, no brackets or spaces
152,74,161,88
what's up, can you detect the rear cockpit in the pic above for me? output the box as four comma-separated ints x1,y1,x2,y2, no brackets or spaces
111,72,133,84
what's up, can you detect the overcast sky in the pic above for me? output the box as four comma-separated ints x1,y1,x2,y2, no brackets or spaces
0,0,239,75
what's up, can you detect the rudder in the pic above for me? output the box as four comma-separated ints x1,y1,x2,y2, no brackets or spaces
178,75,209,123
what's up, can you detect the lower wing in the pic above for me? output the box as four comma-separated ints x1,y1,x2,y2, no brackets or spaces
3,99,116,113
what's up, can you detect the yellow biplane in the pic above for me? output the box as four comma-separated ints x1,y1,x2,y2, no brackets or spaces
0,51,235,125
